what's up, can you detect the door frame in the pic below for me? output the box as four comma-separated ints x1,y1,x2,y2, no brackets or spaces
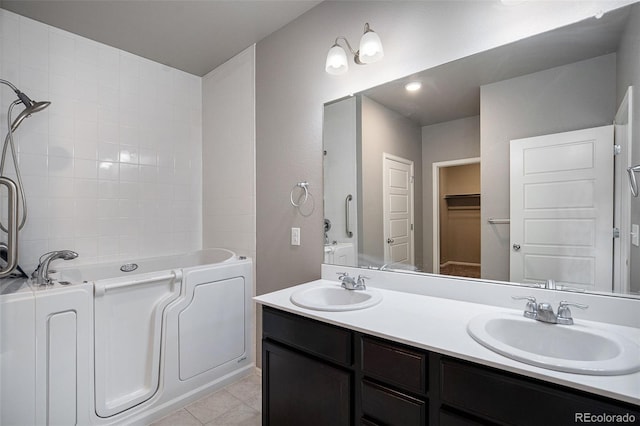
432,157,480,274
382,153,415,265
614,86,633,294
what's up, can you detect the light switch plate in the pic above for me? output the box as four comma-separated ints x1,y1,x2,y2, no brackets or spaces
291,227,300,246
632,224,639,247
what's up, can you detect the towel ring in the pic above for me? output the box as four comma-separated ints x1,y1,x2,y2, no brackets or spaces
290,181,310,207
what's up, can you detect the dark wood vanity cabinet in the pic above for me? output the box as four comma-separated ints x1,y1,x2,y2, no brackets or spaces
262,307,354,426
262,307,640,426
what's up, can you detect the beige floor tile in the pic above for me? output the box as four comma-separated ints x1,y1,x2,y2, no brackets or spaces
150,408,202,426
243,393,261,412
224,375,261,403
204,402,260,426
186,389,244,424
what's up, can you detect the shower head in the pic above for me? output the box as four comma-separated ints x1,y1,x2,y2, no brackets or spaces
0,78,51,132
11,100,51,132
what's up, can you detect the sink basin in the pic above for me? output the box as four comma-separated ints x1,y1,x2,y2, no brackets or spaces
290,284,382,311
467,312,640,375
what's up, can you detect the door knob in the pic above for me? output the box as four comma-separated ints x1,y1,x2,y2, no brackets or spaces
387,238,394,244
513,243,521,251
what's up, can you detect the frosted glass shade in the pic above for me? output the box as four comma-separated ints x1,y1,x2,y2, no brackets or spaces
358,30,384,64
325,45,349,75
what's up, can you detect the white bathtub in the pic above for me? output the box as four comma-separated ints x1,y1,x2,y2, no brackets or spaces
0,249,254,426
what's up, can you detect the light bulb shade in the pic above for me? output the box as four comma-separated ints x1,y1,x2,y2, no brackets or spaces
325,44,349,75
358,29,383,64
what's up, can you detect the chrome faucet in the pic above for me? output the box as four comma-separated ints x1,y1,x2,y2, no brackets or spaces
337,272,368,290
512,296,588,325
32,250,78,286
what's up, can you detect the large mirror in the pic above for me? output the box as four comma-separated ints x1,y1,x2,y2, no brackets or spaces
323,3,640,297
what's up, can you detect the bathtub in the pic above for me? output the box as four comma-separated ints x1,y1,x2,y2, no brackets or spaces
0,248,254,426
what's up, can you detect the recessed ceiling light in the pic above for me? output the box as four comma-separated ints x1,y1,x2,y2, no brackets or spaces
405,82,422,92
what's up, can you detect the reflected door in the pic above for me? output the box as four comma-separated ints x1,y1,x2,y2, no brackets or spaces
383,153,414,265
510,125,614,291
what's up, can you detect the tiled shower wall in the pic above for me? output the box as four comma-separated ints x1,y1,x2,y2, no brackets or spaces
0,9,202,270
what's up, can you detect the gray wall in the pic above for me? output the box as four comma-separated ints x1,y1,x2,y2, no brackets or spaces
360,95,422,269
480,53,617,282
255,0,632,300
616,4,640,293
421,116,480,272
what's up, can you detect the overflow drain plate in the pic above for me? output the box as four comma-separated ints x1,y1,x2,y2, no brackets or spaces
120,263,138,273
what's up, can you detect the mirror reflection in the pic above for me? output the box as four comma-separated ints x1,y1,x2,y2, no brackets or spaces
322,4,640,297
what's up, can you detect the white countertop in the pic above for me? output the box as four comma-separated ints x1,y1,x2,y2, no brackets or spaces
254,279,640,406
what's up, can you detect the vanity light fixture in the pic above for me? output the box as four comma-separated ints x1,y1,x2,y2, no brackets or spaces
325,23,384,75
405,82,422,92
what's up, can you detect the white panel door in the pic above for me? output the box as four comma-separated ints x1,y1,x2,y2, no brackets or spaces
510,125,614,291
383,153,414,265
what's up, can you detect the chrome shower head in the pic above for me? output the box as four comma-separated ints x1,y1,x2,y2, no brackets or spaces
11,100,51,132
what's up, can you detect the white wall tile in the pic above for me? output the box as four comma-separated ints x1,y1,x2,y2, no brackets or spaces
0,10,203,269
202,46,255,256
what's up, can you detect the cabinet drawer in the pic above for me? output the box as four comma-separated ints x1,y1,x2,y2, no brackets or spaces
439,409,487,426
262,307,353,365
362,380,426,426
440,358,640,426
362,337,427,393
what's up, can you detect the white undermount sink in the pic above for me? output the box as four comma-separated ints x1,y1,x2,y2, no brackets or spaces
290,284,382,311
467,312,640,375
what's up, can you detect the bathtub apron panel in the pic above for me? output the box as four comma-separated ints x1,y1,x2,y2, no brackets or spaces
178,276,246,380
93,270,181,418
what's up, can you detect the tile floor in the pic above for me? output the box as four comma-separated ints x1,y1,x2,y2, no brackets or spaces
150,372,262,426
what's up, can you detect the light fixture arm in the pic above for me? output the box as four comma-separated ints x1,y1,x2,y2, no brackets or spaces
332,36,364,65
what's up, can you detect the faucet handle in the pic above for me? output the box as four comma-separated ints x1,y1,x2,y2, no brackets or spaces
557,301,588,325
512,296,538,319
558,301,588,310
356,275,369,289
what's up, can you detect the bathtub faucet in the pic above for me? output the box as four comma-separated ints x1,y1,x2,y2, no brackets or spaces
32,250,78,286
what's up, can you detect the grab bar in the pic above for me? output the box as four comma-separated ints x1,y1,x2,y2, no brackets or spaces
0,177,18,278
488,218,510,224
627,165,640,197
345,194,353,238
94,270,182,297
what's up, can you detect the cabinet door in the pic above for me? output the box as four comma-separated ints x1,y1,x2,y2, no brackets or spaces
263,341,352,426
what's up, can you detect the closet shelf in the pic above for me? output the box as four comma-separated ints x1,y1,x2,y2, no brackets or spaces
444,193,480,199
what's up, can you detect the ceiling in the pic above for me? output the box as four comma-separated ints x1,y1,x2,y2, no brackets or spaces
361,4,632,127
0,0,322,76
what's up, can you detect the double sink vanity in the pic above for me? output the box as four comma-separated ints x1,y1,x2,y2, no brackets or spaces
255,266,640,425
